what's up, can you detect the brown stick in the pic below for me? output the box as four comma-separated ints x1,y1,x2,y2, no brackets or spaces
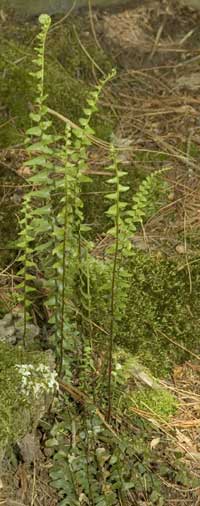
58,380,119,438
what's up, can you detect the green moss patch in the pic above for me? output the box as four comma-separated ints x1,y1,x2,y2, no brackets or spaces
132,388,178,421
119,252,200,376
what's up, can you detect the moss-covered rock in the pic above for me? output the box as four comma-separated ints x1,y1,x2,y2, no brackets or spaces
0,343,56,472
112,348,178,421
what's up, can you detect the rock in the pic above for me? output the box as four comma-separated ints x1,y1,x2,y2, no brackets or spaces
114,348,160,389
0,312,39,345
0,313,16,344
129,362,160,389
18,432,42,465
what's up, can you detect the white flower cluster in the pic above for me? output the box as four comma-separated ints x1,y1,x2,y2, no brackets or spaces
15,363,59,398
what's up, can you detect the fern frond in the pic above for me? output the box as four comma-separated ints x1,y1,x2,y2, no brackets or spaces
125,167,170,235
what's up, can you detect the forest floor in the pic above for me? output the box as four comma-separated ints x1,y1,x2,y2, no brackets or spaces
98,0,200,257
1,0,200,504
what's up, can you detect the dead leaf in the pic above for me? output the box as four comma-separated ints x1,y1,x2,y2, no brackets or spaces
17,166,31,177
150,437,160,450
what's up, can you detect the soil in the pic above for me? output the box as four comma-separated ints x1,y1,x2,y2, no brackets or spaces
1,0,200,504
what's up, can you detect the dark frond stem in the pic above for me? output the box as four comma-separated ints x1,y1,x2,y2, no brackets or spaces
107,156,120,423
58,165,69,376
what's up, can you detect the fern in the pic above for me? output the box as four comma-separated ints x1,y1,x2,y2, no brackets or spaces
16,15,53,344
49,124,78,376
15,15,174,506
104,145,130,420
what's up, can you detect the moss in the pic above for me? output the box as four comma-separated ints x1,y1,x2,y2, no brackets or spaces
132,388,178,421
118,252,200,376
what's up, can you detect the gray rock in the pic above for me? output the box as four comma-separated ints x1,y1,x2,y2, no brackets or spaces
0,313,39,344
18,432,42,465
